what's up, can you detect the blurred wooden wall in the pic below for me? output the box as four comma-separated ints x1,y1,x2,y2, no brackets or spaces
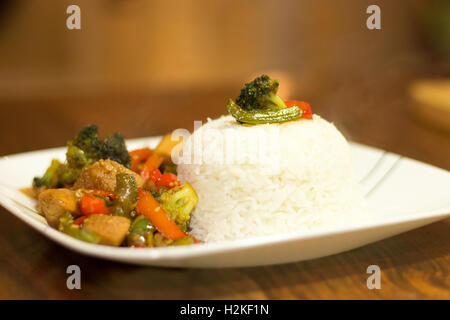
0,0,435,99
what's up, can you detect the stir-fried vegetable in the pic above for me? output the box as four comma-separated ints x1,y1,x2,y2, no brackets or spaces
235,74,287,111
113,173,138,218
126,215,154,247
159,183,198,232
32,125,199,247
129,148,152,172
58,212,101,244
228,99,302,124
80,194,109,215
70,125,131,168
227,75,312,124
136,189,186,240
140,154,164,181
33,159,62,188
285,100,313,120
156,172,180,191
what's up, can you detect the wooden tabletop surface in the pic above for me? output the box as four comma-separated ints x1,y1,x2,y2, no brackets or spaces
0,80,449,299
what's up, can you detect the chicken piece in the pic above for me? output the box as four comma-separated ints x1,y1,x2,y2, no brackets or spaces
38,188,78,228
73,159,144,192
83,214,131,246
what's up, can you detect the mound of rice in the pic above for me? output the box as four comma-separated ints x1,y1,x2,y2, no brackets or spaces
177,114,366,242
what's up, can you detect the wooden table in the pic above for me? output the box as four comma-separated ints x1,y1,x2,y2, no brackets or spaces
0,83,449,299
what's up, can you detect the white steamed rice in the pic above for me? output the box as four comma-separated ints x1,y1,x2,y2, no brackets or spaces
177,114,367,242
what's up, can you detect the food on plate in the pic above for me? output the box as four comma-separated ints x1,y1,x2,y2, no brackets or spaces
29,74,366,247
31,125,197,247
177,75,366,242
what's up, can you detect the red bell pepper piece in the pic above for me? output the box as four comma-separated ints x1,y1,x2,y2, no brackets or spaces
80,194,109,215
285,100,313,120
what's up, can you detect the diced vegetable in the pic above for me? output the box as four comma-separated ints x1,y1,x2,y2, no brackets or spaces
129,148,153,172
140,154,164,181
126,215,154,247
159,183,198,232
156,172,180,191
80,194,109,215
73,215,87,226
113,173,138,218
136,189,185,240
285,100,313,120
149,168,162,184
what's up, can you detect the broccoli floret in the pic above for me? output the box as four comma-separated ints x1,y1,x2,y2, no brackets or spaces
70,125,103,160
69,125,131,168
235,74,287,111
33,126,131,189
33,159,62,188
159,183,198,232
102,133,131,168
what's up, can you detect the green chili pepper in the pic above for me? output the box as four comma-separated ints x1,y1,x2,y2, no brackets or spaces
227,99,302,124
114,173,138,218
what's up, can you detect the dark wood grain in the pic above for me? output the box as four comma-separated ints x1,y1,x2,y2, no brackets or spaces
0,78,449,299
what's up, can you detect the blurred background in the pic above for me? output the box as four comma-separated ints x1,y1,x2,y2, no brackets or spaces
0,0,449,168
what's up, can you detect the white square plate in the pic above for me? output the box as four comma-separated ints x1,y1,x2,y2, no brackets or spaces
0,137,449,268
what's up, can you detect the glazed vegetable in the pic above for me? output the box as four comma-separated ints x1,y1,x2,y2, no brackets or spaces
156,172,180,191
113,173,138,218
73,215,87,226
285,100,313,120
228,75,303,124
126,214,154,247
228,99,302,124
80,194,109,215
33,159,62,188
129,148,152,172
159,183,198,232
172,236,195,246
140,154,164,181
31,125,199,248
136,189,185,240
59,212,101,244
148,168,162,184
